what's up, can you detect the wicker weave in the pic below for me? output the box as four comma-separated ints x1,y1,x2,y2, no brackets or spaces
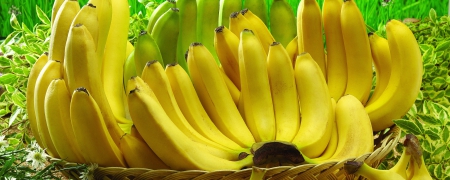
52,126,401,180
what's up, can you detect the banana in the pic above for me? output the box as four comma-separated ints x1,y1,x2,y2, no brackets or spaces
165,63,244,150
176,0,197,73
44,79,85,163
285,36,299,66
151,8,179,66
219,0,241,27
48,0,80,63
71,3,99,49
102,0,131,125
323,0,347,100
267,42,299,142
70,87,126,167
134,30,163,75
196,0,220,63
366,32,392,105
249,166,267,180
50,0,65,27
269,0,296,47
291,52,333,158
341,0,373,105
120,132,169,169
214,26,241,90
365,19,422,131
296,0,326,79
125,76,156,100
146,0,176,33
88,0,112,66
26,53,48,150
312,98,337,161
239,29,276,142
34,60,62,158
64,24,124,145
141,60,245,159
240,9,274,54
326,94,374,161
243,0,268,26
187,42,255,147
344,160,406,180
123,50,136,91
220,66,240,106
406,152,432,179
127,88,254,171
229,11,253,38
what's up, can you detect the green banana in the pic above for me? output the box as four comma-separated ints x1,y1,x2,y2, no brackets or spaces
196,0,220,63
151,8,179,67
134,30,163,75
146,0,176,33
219,0,242,28
269,0,296,47
176,0,197,73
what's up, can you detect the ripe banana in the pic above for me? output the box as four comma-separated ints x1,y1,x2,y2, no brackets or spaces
102,0,131,125
70,87,126,167
366,32,392,105
146,0,176,34
141,61,244,159
151,8,179,66
134,30,163,75
220,66,240,106
344,161,406,180
71,3,99,50
50,0,65,27
406,152,432,180
120,132,169,169
323,0,347,100
285,36,299,66
88,0,112,67
219,0,241,27
127,88,254,171
214,25,241,90
196,0,220,63
327,94,374,161
239,29,276,142
291,52,333,158
341,0,373,105
48,0,80,63
241,9,274,54
176,0,197,72
365,19,423,131
297,0,326,79
312,98,337,162
26,53,48,150
269,0,296,47
64,24,124,145
267,42,299,142
243,0,268,26
165,63,244,150
34,60,62,158
187,42,255,147
44,79,85,163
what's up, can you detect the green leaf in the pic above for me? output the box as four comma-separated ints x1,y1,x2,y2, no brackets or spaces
420,44,434,52
407,104,417,117
422,139,433,152
11,92,26,108
416,91,423,100
8,107,21,127
431,144,446,162
0,156,15,176
1,31,20,47
422,50,434,64
0,56,11,67
425,129,440,141
9,45,29,55
36,5,51,25
7,138,20,146
0,109,8,117
9,14,21,31
435,40,450,52
393,119,423,135
418,114,440,125
0,73,17,84
434,164,443,178
442,126,450,143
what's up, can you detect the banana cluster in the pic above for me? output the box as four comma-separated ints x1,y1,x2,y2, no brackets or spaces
26,0,424,175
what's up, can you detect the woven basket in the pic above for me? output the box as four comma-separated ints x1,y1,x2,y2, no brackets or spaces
51,125,401,180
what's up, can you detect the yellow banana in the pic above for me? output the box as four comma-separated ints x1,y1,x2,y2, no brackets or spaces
229,11,252,38
196,0,220,63
323,0,347,100
50,0,65,27
341,0,373,105
243,0,268,26
26,53,48,149
151,8,179,66
34,60,62,158
165,63,244,150
267,42,299,142
219,0,241,27
344,160,406,180
87,0,112,67
406,151,432,180
285,36,299,67
71,3,99,49
187,42,255,147
125,76,156,100
327,94,373,161
297,0,326,79
64,24,124,145
141,61,244,159
134,30,163,75
48,0,80,63
44,79,85,163
177,0,197,73
127,88,254,171
120,132,169,169
366,32,392,105
220,66,240,106
102,0,131,125
239,29,276,142
269,0,296,47
146,0,176,33
240,9,274,54
214,26,241,90
312,98,337,162
365,19,423,131
70,87,126,167
291,53,333,158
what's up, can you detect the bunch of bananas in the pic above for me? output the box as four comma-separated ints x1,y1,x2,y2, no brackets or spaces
26,0,424,176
